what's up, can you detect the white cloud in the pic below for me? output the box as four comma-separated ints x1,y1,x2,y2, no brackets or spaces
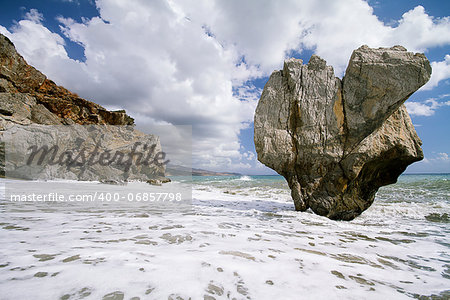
179,0,308,74
405,97,450,116
1,1,449,173
181,2,450,77
299,0,391,75
242,151,255,161
407,152,450,173
299,4,450,76
405,101,436,117
24,8,44,23
389,6,450,52
436,152,449,161
0,12,67,61
420,55,450,90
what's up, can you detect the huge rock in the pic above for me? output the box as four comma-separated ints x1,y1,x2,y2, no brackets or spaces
254,45,431,220
0,33,165,182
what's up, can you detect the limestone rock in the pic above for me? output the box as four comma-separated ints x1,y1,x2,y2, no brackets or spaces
343,45,431,148
3,124,166,182
254,45,430,220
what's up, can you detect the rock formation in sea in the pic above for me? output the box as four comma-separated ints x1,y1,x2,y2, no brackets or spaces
254,45,431,220
0,33,166,182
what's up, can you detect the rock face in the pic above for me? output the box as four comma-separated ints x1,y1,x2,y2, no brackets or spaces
254,45,431,220
0,34,134,126
0,33,165,182
3,124,166,182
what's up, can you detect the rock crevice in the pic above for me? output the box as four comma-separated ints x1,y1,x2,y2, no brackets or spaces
254,45,431,220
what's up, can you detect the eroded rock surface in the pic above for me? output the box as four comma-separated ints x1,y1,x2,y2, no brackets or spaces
254,45,431,220
0,34,133,126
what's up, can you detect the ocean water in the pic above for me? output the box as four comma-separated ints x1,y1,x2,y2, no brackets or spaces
0,174,448,299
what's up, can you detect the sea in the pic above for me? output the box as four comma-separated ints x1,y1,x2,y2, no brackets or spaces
0,174,448,299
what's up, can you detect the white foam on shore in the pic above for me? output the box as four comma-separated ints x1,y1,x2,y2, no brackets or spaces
0,178,448,299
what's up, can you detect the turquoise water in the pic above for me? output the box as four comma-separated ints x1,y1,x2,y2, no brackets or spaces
379,174,450,203
189,173,450,221
189,173,449,203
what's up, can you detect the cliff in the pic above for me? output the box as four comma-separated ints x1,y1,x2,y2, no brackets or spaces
0,33,165,182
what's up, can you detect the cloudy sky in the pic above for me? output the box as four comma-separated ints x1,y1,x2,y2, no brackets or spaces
1,0,449,174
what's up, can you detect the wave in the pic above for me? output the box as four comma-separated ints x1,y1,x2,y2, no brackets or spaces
235,175,253,181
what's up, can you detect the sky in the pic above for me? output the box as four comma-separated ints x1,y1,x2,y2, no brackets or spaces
0,0,449,174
